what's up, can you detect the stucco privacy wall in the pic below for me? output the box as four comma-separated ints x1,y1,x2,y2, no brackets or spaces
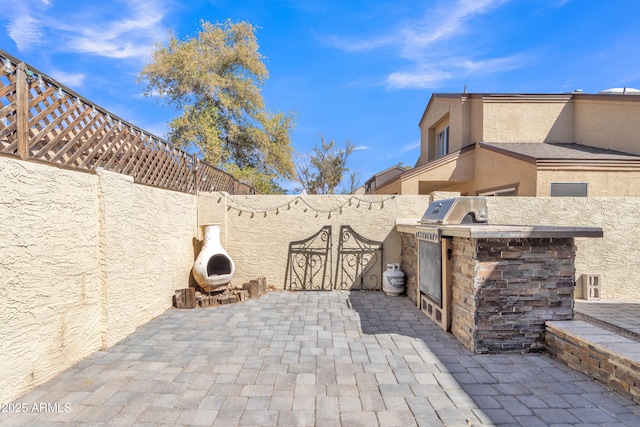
1,157,102,403
99,170,197,347
0,157,197,403
487,197,640,300
197,193,431,288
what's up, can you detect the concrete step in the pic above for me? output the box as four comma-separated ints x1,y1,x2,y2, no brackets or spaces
546,320,640,404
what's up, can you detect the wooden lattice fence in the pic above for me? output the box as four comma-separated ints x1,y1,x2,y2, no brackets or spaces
0,51,256,195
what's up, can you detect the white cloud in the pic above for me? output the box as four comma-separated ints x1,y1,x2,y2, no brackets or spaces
4,0,167,60
64,2,166,59
50,70,86,88
7,15,43,51
322,34,395,53
69,39,153,59
391,0,515,89
388,54,525,89
402,0,508,50
387,69,452,89
459,55,525,74
325,0,518,90
401,140,420,153
326,0,508,54
353,145,369,151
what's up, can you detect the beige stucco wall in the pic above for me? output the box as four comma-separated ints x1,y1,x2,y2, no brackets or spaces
98,170,197,347
574,97,640,155
420,95,575,158
0,157,197,403
487,197,640,300
468,97,484,147
418,96,464,164
400,176,420,195
483,97,574,143
197,193,431,288
474,146,537,195
398,149,475,195
419,180,469,195
375,177,402,195
0,158,102,403
536,168,640,197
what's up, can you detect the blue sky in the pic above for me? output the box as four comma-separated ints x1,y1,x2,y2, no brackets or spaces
2,0,640,191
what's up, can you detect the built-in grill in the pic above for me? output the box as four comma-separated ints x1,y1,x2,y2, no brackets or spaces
420,197,488,225
416,197,488,330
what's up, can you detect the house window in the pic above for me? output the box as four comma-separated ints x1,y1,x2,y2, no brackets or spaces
479,187,516,197
550,182,588,197
436,126,449,159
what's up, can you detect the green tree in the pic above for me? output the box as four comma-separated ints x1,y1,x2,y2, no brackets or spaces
297,137,358,194
138,20,295,194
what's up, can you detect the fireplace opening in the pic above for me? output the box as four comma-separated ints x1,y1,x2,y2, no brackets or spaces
207,254,232,276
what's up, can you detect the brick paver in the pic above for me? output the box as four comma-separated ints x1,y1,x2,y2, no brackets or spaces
575,300,640,342
4,291,640,426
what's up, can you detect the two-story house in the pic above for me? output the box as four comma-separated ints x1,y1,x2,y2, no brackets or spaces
375,91,640,196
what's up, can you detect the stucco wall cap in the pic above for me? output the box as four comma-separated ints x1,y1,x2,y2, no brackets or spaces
395,218,420,234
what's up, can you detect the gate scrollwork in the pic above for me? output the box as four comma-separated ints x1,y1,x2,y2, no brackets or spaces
285,225,383,291
285,226,332,290
334,225,383,291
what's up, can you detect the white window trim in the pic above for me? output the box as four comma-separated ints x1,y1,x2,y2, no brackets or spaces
436,126,449,159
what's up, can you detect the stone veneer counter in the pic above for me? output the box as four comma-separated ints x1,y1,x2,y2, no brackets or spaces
396,219,603,353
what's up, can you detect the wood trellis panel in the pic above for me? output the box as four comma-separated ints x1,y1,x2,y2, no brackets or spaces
0,51,256,195
0,63,18,155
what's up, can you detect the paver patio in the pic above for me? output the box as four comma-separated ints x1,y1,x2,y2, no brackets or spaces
4,291,640,426
575,300,640,341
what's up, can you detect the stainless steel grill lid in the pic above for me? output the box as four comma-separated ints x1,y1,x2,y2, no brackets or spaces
420,197,488,225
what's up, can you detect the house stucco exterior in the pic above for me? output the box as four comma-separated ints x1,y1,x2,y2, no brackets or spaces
378,92,640,196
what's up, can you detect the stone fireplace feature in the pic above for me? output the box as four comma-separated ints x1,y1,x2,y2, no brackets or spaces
193,223,235,292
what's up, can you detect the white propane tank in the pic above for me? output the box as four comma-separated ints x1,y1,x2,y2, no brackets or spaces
382,263,405,296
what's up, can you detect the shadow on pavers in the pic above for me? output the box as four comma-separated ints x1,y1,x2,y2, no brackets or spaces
345,291,640,426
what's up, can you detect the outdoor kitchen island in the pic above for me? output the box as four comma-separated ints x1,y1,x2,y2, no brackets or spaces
397,203,603,354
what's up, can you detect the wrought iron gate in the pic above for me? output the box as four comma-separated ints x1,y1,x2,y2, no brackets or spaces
285,225,383,291
334,225,383,291
285,226,332,290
